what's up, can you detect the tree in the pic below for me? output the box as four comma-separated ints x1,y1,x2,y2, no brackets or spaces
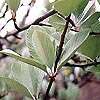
0,0,100,100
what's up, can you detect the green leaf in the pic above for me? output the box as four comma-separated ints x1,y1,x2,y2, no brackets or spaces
75,1,95,26
49,14,65,32
27,26,55,68
50,32,69,46
58,29,90,70
91,21,100,32
46,1,55,11
5,0,20,12
54,0,81,16
79,35,100,59
42,26,56,34
50,32,61,46
82,12,100,28
0,77,34,99
11,62,45,98
27,26,44,65
0,49,46,72
74,0,89,17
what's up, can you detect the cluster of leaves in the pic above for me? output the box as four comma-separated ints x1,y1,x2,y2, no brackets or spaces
0,0,100,100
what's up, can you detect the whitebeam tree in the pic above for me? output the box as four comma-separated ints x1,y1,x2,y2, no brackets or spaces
0,0,100,100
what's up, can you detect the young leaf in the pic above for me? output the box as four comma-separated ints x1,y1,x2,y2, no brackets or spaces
27,26,55,68
11,62,45,98
58,29,90,70
78,35,100,59
27,26,44,65
0,77,34,99
0,49,46,72
5,0,20,12
54,0,81,16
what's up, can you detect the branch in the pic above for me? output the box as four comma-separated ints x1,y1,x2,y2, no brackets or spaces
0,54,7,59
0,91,8,99
71,29,100,36
54,14,71,73
5,9,57,37
0,18,12,30
13,18,21,31
90,31,100,35
65,61,100,70
44,77,54,100
0,5,8,18
0,9,57,60
44,14,71,100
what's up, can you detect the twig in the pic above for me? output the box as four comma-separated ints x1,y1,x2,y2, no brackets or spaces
57,12,66,19
0,9,57,60
5,9,57,37
44,14,71,100
71,29,100,36
44,77,54,100
33,9,57,25
38,23,52,27
90,31,100,35
13,18,21,31
0,54,7,59
0,91,8,99
0,5,8,18
0,18,12,31
54,14,71,73
65,61,100,70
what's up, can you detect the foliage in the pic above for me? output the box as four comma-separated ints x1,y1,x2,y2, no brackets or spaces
0,0,100,100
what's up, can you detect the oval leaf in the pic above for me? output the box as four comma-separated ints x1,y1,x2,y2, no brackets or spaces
58,29,90,70
11,62,45,98
27,26,55,68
